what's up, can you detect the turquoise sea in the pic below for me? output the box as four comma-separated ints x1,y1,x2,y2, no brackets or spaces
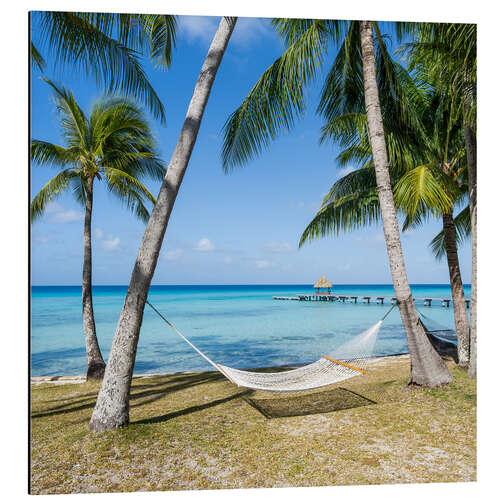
30,284,470,377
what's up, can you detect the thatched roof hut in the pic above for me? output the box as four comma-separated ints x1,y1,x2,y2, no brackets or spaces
314,275,332,293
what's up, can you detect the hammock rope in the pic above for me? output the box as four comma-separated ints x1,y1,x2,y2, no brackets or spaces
145,300,396,393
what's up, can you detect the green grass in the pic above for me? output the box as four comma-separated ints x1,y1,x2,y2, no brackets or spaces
30,356,476,494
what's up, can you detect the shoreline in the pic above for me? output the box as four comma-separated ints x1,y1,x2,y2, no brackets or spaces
31,353,410,385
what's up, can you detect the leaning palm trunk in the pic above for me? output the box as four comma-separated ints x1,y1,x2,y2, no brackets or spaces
89,17,237,432
465,125,477,377
82,176,106,380
360,20,452,386
442,212,470,366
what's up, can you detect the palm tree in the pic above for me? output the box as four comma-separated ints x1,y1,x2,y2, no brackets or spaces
315,47,471,367
31,78,165,379
222,19,452,386
359,20,451,385
88,17,238,432
392,100,470,366
401,23,477,376
302,79,471,366
30,12,178,122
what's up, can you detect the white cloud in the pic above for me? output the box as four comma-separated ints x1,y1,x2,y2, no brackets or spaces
178,16,219,44
178,16,275,48
53,210,84,223
33,235,51,244
163,248,183,261
44,202,83,224
45,201,63,214
336,263,352,272
231,18,275,47
255,259,275,269
94,227,104,239
193,238,215,252
264,242,294,254
355,233,385,246
223,256,233,264
102,236,120,252
336,165,356,178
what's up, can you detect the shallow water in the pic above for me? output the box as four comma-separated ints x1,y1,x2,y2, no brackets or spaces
30,284,469,377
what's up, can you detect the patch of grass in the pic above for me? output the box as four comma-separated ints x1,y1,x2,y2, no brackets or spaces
30,356,476,494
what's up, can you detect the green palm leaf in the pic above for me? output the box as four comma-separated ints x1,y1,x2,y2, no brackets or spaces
30,169,79,221
299,190,381,246
393,164,454,220
31,81,165,223
429,205,471,260
31,140,78,167
30,41,46,71
104,167,156,222
35,12,173,122
222,19,339,170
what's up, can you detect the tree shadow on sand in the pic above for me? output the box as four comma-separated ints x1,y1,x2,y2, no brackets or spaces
31,372,224,419
132,389,254,425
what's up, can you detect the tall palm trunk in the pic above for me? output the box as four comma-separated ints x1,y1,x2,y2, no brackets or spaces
442,212,470,366
465,125,477,377
359,20,452,386
89,17,237,432
82,176,106,380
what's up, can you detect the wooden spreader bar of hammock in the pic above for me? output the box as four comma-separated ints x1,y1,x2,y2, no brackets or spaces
322,356,368,375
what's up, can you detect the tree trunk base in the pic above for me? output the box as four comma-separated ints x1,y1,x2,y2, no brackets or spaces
86,361,106,381
407,377,451,388
88,416,128,433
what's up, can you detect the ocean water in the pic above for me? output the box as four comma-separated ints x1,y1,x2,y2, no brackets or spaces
30,284,470,377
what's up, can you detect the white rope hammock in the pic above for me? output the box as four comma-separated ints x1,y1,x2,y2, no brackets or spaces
146,301,395,393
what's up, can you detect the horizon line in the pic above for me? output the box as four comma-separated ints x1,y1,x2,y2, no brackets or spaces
31,282,471,287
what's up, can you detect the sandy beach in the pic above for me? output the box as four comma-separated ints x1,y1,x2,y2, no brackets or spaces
30,354,476,494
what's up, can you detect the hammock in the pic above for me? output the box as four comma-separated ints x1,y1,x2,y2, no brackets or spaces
146,301,396,393
417,308,458,346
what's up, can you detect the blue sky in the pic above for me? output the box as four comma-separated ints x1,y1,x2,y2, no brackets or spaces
30,14,472,286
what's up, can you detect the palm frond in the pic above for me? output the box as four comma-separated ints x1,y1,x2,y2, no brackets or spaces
141,14,177,68
35,12,167,122
271,18,347,47
393,164,454,220
42,78,89,149
30,41,46,71
31,140,77,168
429,205,471,260
299,166,384,246
299,190,381,246
322,166,378,203
30,169,79,221
70,176,87,206
103,167,157,222
222,19,337,170
319,112,368,151
317,22,363,123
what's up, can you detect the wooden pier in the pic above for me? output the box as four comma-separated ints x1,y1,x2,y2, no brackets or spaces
274,294,468,308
